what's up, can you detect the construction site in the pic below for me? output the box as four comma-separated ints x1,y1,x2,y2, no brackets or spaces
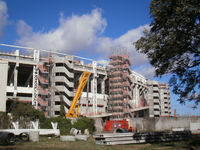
0,44,171,119
0,0,199,148
0,44,200,147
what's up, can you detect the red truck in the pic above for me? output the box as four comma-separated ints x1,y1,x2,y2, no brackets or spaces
103,120,131,132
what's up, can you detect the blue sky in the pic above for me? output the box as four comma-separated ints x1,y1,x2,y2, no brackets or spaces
0,0,199,116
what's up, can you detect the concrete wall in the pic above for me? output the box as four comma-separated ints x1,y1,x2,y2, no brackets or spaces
94,118,104,133
130,117,200,132
0,60,8,112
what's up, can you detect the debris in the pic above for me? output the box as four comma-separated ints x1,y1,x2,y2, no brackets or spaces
75,135,89,141
60,136,75,141
84,129,89,135
172,128,184,131
29,131,39,142
70,128,81,135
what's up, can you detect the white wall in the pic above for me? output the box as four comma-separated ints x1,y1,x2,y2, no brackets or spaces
0,60,8,112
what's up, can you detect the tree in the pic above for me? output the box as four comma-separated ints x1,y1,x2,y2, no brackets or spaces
7,100,45,128
0,112,11,129
135,0,200,105
73,117,96,134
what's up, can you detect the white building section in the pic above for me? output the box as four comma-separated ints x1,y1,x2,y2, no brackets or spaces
131,71,148,108
0,60,8,112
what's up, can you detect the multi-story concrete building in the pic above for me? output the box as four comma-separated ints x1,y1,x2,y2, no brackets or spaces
50,55,108,117
147,80,171,117
130,71,149,117
0,48,171,118
131,71,148,108
159,83,171,116
0,50,108,117
0,50,50,115
108,54,133,119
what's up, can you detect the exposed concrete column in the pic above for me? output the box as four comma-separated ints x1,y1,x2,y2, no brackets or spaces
92,61,97,114
144,87,148,104
15,50,19,60
132,84,136,106
0,60,8,112
90,76,93,93
135,84,139,107
13,63,19,97
50,62,56,117
14,50,19,97
147,82,154,117
91,76,98,114
32,50,40,109
101,76,107,94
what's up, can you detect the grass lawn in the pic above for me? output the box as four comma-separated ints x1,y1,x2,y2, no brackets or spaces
0,136,199,150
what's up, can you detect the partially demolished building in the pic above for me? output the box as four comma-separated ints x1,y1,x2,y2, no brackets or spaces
108,54,133,119
0,48,171,118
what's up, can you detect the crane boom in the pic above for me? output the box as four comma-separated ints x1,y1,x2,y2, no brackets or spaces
65,71,91,118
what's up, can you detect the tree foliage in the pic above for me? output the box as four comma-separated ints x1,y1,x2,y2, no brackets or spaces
6,100,95,135
0,112,11,129
135,0,200,105
9,101,45,121
7,100,45,127
40,116,72,135
73,117,96,134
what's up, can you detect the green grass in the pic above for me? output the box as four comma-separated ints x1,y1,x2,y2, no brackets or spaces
0,136,199,150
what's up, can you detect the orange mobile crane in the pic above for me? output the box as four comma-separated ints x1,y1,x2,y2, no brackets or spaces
65,71,91,118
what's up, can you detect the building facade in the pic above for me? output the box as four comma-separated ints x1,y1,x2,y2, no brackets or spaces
147,80,171,117
130,71,149,117
108,54,133,119
50,55,108,117
0,49,171,118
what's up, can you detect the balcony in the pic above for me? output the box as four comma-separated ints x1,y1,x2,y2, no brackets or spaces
154,111,160,115
154,99,160,103
154,105,160,109
153,92,159,97
153,86,159,90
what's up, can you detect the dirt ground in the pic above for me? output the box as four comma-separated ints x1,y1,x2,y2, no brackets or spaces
0,136,200,150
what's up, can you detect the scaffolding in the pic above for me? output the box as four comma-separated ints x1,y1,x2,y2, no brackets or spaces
38,57,51,116
108,52,133,119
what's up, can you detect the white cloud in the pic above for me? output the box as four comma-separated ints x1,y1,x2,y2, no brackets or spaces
17,20,33,37
134,64,155,78
16,8,155,77
17,9,107,54
0,0,8,37
95,25,150,66
115,26,150,65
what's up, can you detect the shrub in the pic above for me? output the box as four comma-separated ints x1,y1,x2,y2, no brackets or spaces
73,117,95,134
5,100,96,135
40,117,95,135
0,112,11,129
7,101,45,128
8,101,45,121
40,116,72,135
